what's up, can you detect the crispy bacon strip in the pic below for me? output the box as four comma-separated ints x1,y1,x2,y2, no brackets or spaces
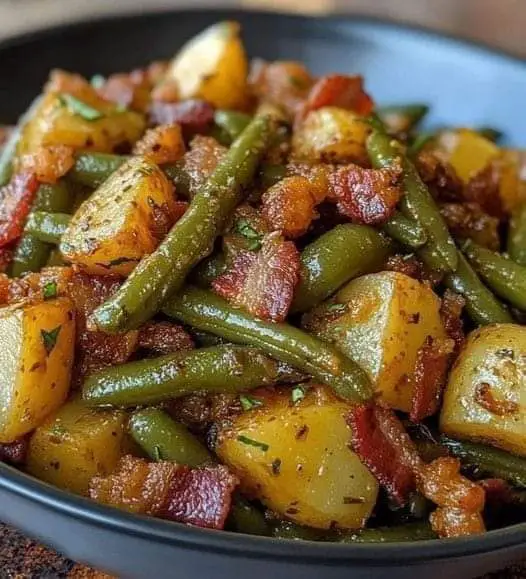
0,437,28,465
138,321,194,355
133,124,185,165
384,254,442,287
328,164,402,225
440,289,466,354
464,161,505,219
149,100,215,136
213,232,300,323
415,151,463,202
298,74,373,122
0,173,39,247
440,202,500,250
474,383,520,417
89,455,238,530
346,404,420,504
409,336,454,423
17,145,75,185
261,176,321,238
180,136,226,196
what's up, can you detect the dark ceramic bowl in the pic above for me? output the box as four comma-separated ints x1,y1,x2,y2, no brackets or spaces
0,9,525,579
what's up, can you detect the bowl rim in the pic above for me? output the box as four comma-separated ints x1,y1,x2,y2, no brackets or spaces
0,6,525,563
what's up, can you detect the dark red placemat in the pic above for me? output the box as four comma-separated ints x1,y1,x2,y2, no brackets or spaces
0,523,524,578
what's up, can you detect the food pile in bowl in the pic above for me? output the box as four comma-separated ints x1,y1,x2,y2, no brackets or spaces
0,20,525,544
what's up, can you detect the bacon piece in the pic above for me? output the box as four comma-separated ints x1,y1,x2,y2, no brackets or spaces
213,232,300,323
133,124,185,165
384,254,442,287
98,70,151,112
430,507,485,538
261,176,322,238
439,202,500,250
346,404,420,504
167,392,242,432
479,478,514,504
17,145,75,184
249,60,313,118
440,289,465,354
298,74,373,122
286,162,333,202
415,151,463,202
149,100,215,136
0,173,39,247
180,136,226,196
0,437,28,465
474,382,520,417
464,161,505,219
328,164,402,225
138,321,194,355
0,249,12,275
89,455,238,530
409,336,454,423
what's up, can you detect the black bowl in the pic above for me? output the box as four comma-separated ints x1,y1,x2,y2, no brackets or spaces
0,9,525,579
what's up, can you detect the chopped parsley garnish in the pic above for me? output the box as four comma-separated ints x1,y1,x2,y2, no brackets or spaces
90,74,106,89
237,435,269,452
59,93,103,121
42,281,58,300
41,326,61,355
235,218,263,251
239,394,263,411
49,424,67,439
327,302,346,314
291,385,306,404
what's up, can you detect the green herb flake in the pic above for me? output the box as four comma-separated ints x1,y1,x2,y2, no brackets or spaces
239,394,263,411
152,445,163,461
327,303,346,314
42,281,58,300
41,325,62,355
291,386,306,404
59,93,104,121
235,218,263,251
237,435,269,452
90,74,106,89
49,424,68,440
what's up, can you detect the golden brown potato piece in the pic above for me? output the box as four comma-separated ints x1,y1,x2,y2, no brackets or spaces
440,324,526,456
0,298,75,443
60,156,177,276
165,21,248,109
216,385,378,530
26,398,127,495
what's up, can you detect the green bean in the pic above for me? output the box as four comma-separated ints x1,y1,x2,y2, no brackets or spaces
190,252,226,287
272,520,327,541
46,248,64,267
407,131,436,157
440,436,526,488
214,110,252,143
477,126,504,143
163,161,192,199
444,250,512,325
0,95,42,187
129,408,213,468
508,205,526,266
258,163,286,189
383,211,428,249
25,211,70,244
463,239,526,311
9,180,73,277
82,345,299,407
163,286,373,402
376,104,429,134
367,129,457,273
68,152,126,188
229,496,270,536
339,522,436,543
291,224,393,313
90,115,275,333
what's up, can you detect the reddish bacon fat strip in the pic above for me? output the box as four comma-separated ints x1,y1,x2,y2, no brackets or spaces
0,173,39,247
138,321,195,355
213,232,300,322
89,455,238,530
149,99,215,136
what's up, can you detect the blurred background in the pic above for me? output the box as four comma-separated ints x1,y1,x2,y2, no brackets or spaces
0,0,524,58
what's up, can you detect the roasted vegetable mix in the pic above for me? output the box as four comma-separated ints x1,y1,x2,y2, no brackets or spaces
1,21,526,543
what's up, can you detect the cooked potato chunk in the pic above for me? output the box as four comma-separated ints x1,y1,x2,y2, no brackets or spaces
17,91,145,156
440,324,526,456
26,398,127,495
0,298,75,443
216,386,378,530
60,156,177,276
165,21,248,109
304,272,447,412
292,106,371,164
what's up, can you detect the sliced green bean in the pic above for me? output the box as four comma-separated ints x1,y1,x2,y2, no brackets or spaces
89,115,275,333
339,522,436,543
383,211,427,249
190,252,226,287
291,224,393,313
477,127,503,143
376,104,429,134
82,345,299,407
272,520,327,541
25,211,70,244
367,129,457,273
229,496,270,536
508,205,526,266
46,248,64,267
444,250,512,325
214,110,252,143
163,287,373,403
440,436,526,488
68,152,126,188
408,131,436,157
9,181,73,277
129,408,212,468
463,240,526,311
